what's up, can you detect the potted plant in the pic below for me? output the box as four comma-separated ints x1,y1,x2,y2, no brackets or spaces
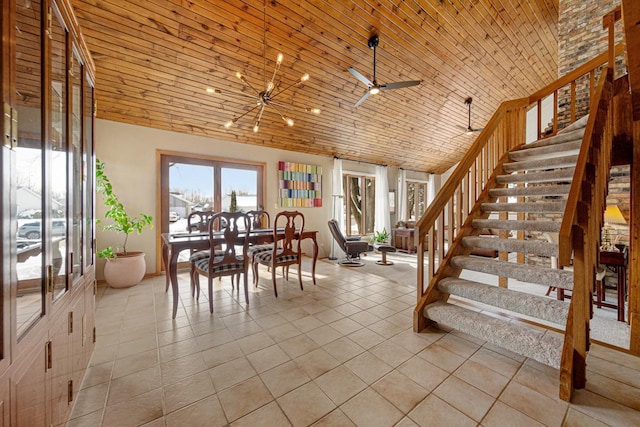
96,159,153,288
372,228,390,244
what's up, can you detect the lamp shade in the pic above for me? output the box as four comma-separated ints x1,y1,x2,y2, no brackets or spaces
604,204,626,225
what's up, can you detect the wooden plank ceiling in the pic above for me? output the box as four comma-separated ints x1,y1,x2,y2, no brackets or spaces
71,0,558,173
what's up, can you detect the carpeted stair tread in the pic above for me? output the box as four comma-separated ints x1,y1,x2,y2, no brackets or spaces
481,201,565,213
489,185,570,198
496,168,574,184
509,140,581,162
424,301,563,368
558,114,589,133
462,236,558,257
438,277,569,325
472,219,561,233
517,128,585,150
503,154,578,173
451,256,573,289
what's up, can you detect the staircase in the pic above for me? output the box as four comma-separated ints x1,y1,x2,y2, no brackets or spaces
413,5,633,402
422,116,587,369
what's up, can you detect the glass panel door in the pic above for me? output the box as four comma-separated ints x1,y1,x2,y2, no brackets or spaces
169,161,215,232
343,175,375,236
70,48,83,280
344,176,362,236
407,181,428,221
83,75,94,269
49,5,68,301
160,154,265,268
14,0,44,336
221,167,258,212
363,177,375,235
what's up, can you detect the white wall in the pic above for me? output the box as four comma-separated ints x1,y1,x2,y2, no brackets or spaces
95,119,334,278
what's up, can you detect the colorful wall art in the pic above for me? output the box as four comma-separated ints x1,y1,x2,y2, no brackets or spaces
278,161,322,207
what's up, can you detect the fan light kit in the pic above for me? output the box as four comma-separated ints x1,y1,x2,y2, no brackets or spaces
461,97,483,135
348,35,421,107
206,2,320,133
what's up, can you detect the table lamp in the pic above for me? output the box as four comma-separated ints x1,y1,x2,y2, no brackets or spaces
601,204,627,251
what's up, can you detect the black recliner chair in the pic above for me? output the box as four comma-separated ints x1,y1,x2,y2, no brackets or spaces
327,219,372,266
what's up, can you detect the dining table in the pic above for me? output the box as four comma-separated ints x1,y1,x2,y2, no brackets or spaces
161,228,318,318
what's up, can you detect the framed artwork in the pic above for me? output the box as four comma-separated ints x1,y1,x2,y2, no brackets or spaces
278,161,322,207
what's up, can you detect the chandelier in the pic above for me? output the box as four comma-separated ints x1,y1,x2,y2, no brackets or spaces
207,1,320,133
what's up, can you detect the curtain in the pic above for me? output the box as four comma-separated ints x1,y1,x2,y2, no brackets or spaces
427,173,436,207
331,158,344,258
332,157,344,227
374,165,390,237
397,169,407,222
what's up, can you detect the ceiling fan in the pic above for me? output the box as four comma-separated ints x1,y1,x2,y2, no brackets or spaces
348,35,421,107
457,97,484,136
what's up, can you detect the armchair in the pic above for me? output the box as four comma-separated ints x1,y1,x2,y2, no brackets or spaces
327,219,371,267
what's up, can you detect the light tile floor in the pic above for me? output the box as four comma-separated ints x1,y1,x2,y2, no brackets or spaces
68,254,640,426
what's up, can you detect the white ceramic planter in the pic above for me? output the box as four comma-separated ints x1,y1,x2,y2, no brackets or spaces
104,251,146,288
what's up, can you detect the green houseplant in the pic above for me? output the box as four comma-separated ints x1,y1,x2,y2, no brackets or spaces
96,159,153,287
372,228,389,244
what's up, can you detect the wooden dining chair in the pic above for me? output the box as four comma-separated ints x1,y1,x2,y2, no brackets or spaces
194,212,251,312
246,210,274,282
247,210,270,230
187,210,218,298
253,211,305,297
187,210,215,233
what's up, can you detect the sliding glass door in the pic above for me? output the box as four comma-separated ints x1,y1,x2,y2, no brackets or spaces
159,152,265,264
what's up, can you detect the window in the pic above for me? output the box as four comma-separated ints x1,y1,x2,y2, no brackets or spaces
343,174,375,236
407,181,428,221
159,153,265,263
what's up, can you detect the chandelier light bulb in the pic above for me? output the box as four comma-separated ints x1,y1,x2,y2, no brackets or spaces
282,116,294,126
369,87,380,95
223,15,313,135
206,87,221,94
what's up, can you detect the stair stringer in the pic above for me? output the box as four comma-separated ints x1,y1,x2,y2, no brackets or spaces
417,123,588,371
413,152,513,328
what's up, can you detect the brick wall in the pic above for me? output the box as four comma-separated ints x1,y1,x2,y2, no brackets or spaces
525,0,629,267
557,0,625,127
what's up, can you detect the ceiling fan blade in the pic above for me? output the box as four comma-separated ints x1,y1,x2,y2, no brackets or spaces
348,68,373,87
354,91,370,107
379,80,421,91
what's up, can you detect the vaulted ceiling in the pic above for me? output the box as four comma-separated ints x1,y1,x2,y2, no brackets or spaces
71,0,559,173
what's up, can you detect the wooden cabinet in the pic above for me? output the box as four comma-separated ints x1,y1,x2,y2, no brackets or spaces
12,345,47,427
1,0,95,425
392,228,417,253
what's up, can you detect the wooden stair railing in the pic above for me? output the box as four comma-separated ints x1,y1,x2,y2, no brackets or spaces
412,99,527,331
413,6,626,402
413,48,623,331
557,67,614,401
557,7,622,402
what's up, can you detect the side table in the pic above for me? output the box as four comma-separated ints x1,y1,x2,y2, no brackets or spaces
599,248,628,322
391,228,416,253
